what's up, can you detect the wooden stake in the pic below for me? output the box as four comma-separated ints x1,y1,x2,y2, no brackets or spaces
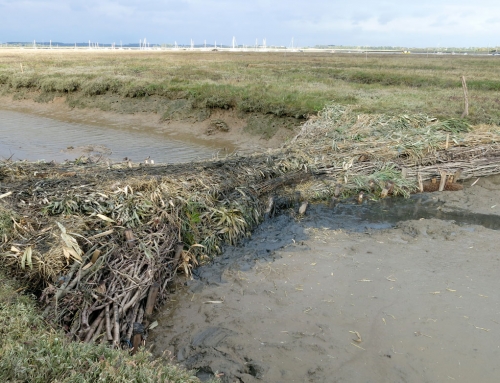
298,201,308,215
445,134,449,150
417,172,423,193
124,228,135,247
131,333,142,355
438,171,447,192
401,167,408,179
173,242,184,265
264,196,274,217
334,183,342,198
386,181,394,194
145,283,160,317
356,192,364,204
461,76,469,118
105,304,113,341
126,303,141,342
113,304,120,348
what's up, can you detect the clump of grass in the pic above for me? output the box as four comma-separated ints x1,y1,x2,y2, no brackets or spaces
81,77,122,96
0,271,207,383
0,206,16,242
39,76,81,93
0,72,10,84
434,118,471,133
9,73,39,89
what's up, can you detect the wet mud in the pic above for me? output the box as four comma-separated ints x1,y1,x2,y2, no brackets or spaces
149,177,500,383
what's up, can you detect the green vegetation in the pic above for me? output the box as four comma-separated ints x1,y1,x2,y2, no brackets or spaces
1,50,500,132
0,206,16,241
0,271,208,383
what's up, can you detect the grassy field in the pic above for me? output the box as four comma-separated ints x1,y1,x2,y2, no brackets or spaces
0,49,499,131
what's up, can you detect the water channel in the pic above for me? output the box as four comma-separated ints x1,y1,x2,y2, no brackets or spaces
0,109,222,163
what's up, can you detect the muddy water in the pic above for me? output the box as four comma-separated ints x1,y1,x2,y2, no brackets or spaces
150,194,500,383
0,109,222,163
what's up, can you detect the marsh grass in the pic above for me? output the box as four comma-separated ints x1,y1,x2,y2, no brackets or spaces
0,206,16,242
0,50,499,130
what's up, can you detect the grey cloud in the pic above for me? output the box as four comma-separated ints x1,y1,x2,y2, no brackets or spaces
351,12,371,26
378,13,395,25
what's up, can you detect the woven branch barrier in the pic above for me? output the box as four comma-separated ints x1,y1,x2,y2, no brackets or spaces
1,104,500,348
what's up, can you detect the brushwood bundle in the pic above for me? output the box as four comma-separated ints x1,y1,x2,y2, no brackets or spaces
1,104,500,347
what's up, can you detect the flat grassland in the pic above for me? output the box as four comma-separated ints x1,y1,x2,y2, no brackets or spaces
1,49,499,133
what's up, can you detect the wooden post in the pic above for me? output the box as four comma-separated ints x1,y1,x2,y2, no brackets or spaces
461,76,469,118
438,171,447,192
298,201,308,215
145,283,160,317
113,304,120,348
173,242,184,265
131,333,142,355
401,167,408,179
131,322,145,355
264,196,274,218
334,183,342,198
105,304,113,341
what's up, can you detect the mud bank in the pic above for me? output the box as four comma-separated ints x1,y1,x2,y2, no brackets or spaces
0,95,298,155
149,176,500,383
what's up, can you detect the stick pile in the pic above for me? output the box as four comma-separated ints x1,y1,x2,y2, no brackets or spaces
1,104,500,346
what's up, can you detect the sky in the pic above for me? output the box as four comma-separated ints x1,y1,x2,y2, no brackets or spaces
1,0,499,48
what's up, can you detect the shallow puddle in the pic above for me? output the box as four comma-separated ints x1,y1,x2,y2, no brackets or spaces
0,109,222,163
149,197,500,383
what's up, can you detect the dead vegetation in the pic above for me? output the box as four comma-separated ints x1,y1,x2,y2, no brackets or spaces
1,104,500,349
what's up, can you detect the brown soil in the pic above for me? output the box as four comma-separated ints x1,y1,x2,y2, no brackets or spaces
0,95,296,154
149,176,500,383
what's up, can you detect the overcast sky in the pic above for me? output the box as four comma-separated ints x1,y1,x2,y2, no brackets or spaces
1,0,499,47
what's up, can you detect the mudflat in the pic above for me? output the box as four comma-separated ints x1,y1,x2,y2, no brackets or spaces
149,176,500,383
